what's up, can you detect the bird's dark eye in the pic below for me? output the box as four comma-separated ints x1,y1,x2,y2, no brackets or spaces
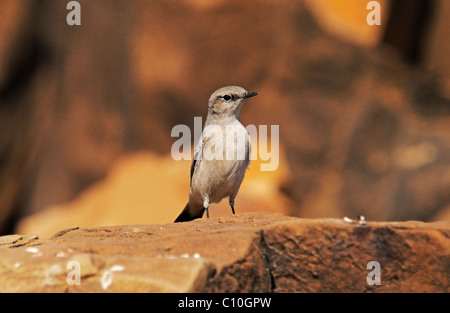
223,94,232,101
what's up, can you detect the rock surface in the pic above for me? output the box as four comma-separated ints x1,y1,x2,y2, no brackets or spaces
0,212,449,292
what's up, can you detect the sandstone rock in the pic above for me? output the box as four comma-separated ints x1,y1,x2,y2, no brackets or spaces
303,0,388,47
1,212,449,292
0,234,22,246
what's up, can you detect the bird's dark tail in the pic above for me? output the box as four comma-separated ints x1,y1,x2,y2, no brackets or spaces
174,202,205,223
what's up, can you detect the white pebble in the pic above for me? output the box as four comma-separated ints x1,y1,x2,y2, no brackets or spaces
109,265,125,272
56,251,66,258
26,247,39,254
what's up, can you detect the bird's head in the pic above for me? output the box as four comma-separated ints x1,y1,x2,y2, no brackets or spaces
208,86,258,119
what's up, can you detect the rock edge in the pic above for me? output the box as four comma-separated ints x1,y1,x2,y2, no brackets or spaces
0,212,448,292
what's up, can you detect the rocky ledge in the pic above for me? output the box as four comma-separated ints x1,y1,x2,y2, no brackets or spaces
0,212,449,292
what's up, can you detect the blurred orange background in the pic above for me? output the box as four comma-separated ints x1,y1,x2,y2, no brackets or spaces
1,0,449,238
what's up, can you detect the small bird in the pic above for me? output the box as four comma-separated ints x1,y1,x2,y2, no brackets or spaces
174,86,258,222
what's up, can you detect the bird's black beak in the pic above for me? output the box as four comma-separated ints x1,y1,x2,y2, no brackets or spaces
243,91,259,99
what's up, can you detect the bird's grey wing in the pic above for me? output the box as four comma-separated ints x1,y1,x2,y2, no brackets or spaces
190,135,208,186
190,143,200,186
189,159,196,187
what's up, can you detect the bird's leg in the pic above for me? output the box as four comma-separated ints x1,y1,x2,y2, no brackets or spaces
203,198,210,218
229,198,236,214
